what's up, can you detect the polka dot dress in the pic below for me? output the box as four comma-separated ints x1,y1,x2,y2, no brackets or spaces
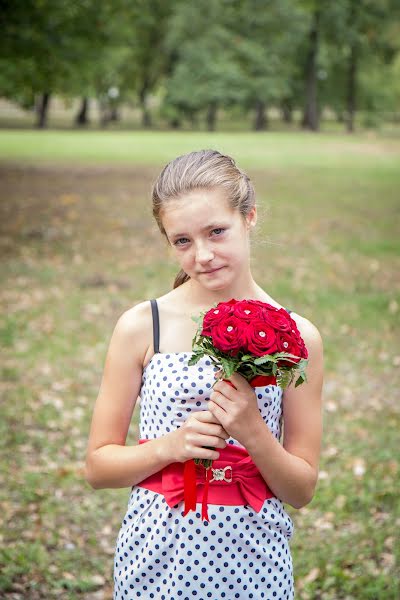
113,352,295,599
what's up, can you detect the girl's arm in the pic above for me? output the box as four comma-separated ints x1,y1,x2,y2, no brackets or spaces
84,301,176,489
244,316,324,508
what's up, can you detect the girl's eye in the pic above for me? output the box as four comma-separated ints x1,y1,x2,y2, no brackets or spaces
173,228,225,246
173,238,189,246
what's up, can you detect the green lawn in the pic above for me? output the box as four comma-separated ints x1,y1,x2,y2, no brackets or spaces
0,130,399,599
0,128,399,169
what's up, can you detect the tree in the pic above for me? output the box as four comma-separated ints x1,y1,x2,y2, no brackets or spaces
161,0,245,131
162,0,308,131
301,3,321,130
0,0,126,127
320,0,400,131
113,0,178,128
229,0,309,131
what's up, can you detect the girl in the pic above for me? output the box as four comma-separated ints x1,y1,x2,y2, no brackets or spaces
85,149,324,599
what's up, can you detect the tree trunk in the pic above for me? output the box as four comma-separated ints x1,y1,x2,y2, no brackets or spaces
346,45,357,133
169,117,181,129
302,8,320,131
254,99,268,130
36,92,51,129
189,110,199,129
336,110,345,123
98,97,109,128
75,97,89,126
110,106,120,122
139,86,151,128
346,3,358,133
281,98,293,124
206,101,217,131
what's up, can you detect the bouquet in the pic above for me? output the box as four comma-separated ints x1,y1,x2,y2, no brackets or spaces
189,298,309,468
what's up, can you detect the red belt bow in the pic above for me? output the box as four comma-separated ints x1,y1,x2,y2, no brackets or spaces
137,439,274,522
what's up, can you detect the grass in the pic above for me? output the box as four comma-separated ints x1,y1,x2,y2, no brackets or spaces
0,129,399,599
0,128,399,169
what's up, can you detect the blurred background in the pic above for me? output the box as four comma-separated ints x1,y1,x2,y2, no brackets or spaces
1,1,399,599
1,0,400,132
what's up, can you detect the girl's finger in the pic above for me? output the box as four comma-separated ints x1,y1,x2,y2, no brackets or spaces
227,371,249,391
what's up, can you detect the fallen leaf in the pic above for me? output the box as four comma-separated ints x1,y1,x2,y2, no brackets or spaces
353,458,366,478
304,567,320,583
90,575,106,586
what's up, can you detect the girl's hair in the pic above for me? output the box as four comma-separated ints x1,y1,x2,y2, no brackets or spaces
151,149,256,289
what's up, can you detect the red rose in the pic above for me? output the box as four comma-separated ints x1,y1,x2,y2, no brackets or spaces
232,300,263,321
224,298,238,307
263,307,292,331
276,331,303,365
246,300,269,307
244,300,272,316
201,302,234,336
210,315,247,355
298,336,308,359
287,318,308,358
245,320,278,357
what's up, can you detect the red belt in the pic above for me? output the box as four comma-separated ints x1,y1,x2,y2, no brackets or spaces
136,439,275,522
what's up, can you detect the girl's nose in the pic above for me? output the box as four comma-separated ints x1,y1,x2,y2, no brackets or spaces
195,243,214,264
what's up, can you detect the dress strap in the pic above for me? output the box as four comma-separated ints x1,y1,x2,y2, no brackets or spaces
150,299,160,354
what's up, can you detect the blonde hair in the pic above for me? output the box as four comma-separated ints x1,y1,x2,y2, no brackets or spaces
151,149,256,289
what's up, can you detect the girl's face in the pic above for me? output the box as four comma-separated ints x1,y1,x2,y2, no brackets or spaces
161,187,257,292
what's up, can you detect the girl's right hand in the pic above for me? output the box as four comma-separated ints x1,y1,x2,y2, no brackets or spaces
165,410,230,464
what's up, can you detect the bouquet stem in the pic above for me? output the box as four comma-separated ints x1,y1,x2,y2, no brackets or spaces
194,453,214,469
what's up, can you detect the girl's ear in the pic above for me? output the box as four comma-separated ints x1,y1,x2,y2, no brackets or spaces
245,206,257,229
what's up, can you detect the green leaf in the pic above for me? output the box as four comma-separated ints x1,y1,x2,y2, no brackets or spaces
220,357,236,378
188,354,203,366
277,369,292,389
254,355,277,365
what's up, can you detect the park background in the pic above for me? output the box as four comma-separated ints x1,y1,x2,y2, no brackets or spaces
1,1,399,599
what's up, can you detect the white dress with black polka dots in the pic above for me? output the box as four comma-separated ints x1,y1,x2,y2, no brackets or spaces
113,352,295,599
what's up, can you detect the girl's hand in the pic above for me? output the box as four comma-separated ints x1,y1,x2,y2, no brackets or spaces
208,371,264,448
167,410,230,464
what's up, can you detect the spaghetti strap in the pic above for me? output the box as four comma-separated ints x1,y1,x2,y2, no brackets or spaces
150,299,160,354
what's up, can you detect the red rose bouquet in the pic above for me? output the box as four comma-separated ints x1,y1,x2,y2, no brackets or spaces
189,298,309,467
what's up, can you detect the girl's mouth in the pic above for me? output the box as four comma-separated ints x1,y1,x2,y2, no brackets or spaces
202,266,224,274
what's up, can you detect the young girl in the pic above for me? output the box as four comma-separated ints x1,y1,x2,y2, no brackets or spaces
85,149,324,599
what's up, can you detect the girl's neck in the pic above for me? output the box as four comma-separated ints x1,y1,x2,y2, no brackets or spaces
180,276,264,310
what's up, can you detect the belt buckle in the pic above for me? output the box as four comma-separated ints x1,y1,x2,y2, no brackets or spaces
210,465,232,483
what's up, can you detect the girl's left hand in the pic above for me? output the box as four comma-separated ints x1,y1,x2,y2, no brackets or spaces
208,371,264,448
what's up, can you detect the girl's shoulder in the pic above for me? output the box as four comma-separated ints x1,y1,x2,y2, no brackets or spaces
116,292,189,368
114,300,155,364
119,299,153,329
